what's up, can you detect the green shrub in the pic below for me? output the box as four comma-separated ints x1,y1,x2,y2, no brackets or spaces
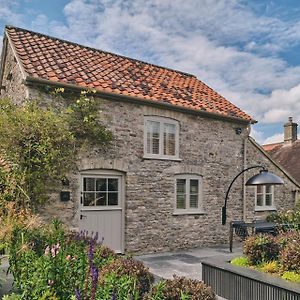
282,271,300,283
93,244,117,268
259,260,279,274
231,256,250,267
2,294,22,300
275,230,300,251
279,241,300,272
267,210,300,229
243,234,279,265
143,275,217,300
96,273,139,300
8,222,89,300
99,258,154,297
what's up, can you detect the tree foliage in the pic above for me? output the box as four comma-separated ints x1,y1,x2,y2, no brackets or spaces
0,92,111,209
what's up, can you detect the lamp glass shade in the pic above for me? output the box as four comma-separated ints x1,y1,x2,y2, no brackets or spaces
245,170,284,186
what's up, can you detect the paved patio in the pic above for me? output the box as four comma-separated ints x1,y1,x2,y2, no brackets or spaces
136,243,243,299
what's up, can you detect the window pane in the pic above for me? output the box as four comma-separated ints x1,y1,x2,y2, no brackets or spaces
256,194,263,206
176,194,186,209
190,194,198,208
83,193,95,206
257,185,263,194
266,194,272,206
265,185,272,193
147,121,160,154
95,192,106,206
83,178,95,191
96,178,106,191
164,123,176,156
190,180,199,193
108,192,118,205
108,179,118,191
177,179,186,193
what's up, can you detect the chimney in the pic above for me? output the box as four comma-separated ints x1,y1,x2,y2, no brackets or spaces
284,117,298,145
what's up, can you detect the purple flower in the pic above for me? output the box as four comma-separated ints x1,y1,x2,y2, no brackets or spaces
111,290,116,300
75,288,81,300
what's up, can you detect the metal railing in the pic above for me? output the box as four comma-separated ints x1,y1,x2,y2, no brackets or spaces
202,258,300,300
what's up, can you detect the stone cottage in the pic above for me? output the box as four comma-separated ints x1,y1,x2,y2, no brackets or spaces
0,26,299,254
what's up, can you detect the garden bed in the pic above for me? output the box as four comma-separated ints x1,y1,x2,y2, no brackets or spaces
202,256,300,300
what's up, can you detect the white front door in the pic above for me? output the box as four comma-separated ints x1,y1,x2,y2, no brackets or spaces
79,171,124,253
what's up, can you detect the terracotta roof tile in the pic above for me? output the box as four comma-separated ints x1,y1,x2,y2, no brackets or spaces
5,26,253,122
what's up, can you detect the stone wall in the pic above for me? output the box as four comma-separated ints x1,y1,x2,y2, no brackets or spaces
28,88,250,253
0,42,28,103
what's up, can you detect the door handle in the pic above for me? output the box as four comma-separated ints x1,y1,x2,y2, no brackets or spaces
80,214,87,220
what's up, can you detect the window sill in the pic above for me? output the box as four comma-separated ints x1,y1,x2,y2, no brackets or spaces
173,210,207,216
143,155,182,162
255,206,277,212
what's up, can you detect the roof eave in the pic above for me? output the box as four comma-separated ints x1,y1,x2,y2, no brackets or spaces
24,75,254,125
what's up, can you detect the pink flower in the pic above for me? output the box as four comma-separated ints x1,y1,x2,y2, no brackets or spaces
44,246,50,256
66,255,71,261
48,279,54,286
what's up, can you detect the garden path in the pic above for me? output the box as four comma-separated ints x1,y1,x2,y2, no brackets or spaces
136,243,243,300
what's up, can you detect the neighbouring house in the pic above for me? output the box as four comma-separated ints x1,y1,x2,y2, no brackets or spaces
0,25,299,254
263,117,300,188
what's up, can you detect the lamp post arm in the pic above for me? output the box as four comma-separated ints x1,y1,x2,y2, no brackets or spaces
222,165,265,225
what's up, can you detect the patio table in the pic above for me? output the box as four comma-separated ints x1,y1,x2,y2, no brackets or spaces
229,221,276,252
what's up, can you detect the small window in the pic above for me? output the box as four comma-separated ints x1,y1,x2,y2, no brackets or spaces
144,116,179,159
255,185,275,211
82,176,120,207
174,175,204,214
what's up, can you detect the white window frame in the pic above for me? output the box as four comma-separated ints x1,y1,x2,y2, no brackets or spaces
255,185,276,211
144,116,180,160
174,174,204,215
80,171,122,211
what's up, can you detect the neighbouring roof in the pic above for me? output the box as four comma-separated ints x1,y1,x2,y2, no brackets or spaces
3,25,254,123
262,142,283,152
250,137,300,188
263,140,300,185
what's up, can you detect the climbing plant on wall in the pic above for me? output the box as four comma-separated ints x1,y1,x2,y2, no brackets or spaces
0,91,112,209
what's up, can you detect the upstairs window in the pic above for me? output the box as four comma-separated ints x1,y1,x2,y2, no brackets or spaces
175,174,203,214
144,116,179,159
255,185,275,211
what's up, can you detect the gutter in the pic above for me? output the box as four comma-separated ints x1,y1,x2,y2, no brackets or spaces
24,75,255,126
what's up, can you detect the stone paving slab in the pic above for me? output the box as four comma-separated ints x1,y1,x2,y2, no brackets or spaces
136,243,243,300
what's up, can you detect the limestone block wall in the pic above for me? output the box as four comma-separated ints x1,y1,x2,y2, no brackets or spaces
0,42,27,103
27,88,250,253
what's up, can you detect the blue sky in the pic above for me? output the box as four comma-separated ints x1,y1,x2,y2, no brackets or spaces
1,0,300,144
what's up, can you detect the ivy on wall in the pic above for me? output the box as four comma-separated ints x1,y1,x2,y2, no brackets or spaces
0,91,112,209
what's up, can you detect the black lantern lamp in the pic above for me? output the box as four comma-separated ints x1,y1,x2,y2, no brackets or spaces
221,165,284,225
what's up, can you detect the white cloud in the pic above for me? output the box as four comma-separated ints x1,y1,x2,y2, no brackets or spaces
250,127,265,144
263,133,284,145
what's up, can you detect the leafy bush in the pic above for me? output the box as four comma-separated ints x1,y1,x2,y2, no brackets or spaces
267,210,300,229
99,257,154,297
231,256,250,267
2,294,22,300
275,230,300,251
282,271,300,283
144,275,217,300
243,234,279,265
279,241,300,272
